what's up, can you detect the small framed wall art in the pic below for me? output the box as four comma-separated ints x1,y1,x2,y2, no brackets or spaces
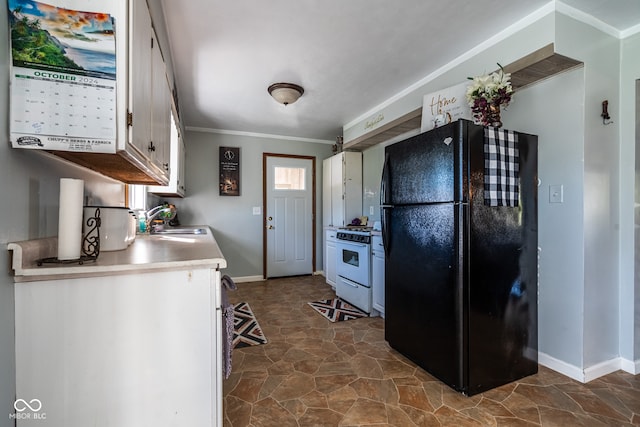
219,147,240,196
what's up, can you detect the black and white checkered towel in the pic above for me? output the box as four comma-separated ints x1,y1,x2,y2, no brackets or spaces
484,127,519,207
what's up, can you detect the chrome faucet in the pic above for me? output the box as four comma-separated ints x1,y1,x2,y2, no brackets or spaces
145,204,177,231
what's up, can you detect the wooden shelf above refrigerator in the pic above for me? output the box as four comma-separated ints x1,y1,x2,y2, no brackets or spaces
343,43,582,151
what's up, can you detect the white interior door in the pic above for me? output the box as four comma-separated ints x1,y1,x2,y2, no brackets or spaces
266,156,313,277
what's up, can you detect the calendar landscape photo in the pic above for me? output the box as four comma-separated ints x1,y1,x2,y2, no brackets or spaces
8,0,116,80
8,0,117,152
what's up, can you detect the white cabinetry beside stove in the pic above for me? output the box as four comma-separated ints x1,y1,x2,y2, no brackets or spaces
372,234,385,317
324,228,337,287
322,152,362,227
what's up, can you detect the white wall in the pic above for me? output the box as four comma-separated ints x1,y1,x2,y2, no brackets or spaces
506,68,586,369
620,31,640,365
168,130,333,279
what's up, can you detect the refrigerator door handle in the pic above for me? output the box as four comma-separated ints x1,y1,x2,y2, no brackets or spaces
380,153,390,206
381,207,391,254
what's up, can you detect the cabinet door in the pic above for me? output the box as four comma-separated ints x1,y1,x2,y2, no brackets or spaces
343,151,363,225
151,36,170,173
372,247,385,316
326,241,337,287
330,153,344,227
322,158,332,227
325,229,337,287
177,133,186,195
148,108,185,197
128,0,153,157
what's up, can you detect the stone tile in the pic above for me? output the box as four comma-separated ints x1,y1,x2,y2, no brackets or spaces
566,391,629,421
251,397,298,427
340,398,388,425
266,359,294,376
224,395,252,427
514,383,583,413
280,398,307,419
386,405,418,426
501,389,541,424
461,406,499,426
270,372,315,401
326,385,358,414
298,407,343,426
433,406,485,426
334,328,355,343
350,354,384,380
538,406,594,427
377,358,417,379
228,375,266,403
349,378,399,405
397,385,434,412
476,397,516,418
316,361,357,376
300,389,329,409
315,374,358,394
258,374,285,400
293,357,323,374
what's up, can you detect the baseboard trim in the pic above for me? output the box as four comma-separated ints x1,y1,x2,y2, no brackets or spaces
620,357,640,375
538,352,585,382
583,358,624,383
231,275,264,284
539,352,640,382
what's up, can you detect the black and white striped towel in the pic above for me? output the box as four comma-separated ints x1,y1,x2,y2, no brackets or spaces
484,127,519,207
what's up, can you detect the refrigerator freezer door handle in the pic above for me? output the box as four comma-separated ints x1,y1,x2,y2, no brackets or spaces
381,207,391,254
380,153,390,206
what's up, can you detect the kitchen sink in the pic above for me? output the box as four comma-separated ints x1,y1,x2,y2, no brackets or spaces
151,226,207,235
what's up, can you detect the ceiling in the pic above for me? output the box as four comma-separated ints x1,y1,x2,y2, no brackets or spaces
160,0,640,142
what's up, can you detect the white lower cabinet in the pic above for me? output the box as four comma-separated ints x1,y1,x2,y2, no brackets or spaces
14,268,222,426
372,234,385,317
325,229,337,287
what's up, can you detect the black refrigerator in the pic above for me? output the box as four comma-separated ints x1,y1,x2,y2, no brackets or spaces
381,119,538,396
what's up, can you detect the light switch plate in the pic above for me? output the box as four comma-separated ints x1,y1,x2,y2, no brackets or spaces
252,206,261,215
549,185,563,203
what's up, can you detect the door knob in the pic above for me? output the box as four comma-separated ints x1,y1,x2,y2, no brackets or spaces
268,216,273,221
267,225,274,230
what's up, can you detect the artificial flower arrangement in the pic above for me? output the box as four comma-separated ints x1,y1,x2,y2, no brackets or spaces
466,64,513,127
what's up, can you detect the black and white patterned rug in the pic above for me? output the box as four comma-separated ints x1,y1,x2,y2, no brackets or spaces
308,298,368,322
233,302,267,348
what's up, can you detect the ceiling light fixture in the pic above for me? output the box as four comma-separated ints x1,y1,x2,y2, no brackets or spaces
268,83,304,105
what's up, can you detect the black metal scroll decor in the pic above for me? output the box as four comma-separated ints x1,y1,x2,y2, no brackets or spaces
37,207,101,266
82,207,101,260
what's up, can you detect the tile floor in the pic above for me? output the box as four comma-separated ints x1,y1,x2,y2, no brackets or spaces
223,275,640,426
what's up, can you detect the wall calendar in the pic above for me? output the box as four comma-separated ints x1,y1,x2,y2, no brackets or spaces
8,0,117,153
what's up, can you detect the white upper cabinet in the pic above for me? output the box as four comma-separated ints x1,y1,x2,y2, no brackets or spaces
149,106,186,197
323,152,363,227
125,0,170,184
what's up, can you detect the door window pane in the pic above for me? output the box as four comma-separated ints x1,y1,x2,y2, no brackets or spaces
274,167,305,190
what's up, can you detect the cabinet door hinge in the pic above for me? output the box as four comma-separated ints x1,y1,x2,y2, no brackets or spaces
127,111,133,127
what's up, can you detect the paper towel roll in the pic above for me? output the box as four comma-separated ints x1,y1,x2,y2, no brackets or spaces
57,178,84,260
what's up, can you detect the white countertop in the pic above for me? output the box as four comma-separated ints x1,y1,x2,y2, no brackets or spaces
8,226,226,282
